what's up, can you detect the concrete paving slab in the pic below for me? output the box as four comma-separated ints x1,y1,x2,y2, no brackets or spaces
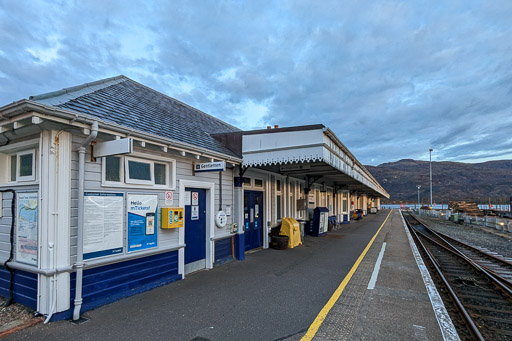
312,210,447,341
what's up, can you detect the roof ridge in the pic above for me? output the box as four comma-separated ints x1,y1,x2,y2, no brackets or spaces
29,75,128,102
123,77,241,132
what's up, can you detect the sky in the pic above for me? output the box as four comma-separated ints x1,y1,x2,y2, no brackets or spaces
1,0,511,166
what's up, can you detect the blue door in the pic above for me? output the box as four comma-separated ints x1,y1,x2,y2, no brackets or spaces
244,191,263,251
185,188,206,271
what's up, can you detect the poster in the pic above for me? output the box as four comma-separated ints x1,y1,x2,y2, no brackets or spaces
128,194,158,252
84,192,124,259
191,206,199,220
17,192,38,265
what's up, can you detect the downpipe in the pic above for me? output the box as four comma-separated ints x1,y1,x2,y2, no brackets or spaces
73,121,98,321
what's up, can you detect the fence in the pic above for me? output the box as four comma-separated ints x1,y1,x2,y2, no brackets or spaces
416,209,512,233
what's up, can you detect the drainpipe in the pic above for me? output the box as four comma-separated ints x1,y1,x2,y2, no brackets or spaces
73,121,98,321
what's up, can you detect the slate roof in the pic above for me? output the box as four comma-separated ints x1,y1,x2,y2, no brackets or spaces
30,76,241,158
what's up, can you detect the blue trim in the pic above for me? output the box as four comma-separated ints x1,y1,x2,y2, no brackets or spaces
0,266,37,310
51,250,181,322
234,234,245,260
234,177,243,187
214,238,233,266
84,247,123,260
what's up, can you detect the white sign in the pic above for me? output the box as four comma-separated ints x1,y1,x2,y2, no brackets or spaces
165,191,174,205
93,138,133,158
225,205,231,216
194,161,226,173
16,192,38,265
192,192,199,206
191,206,199,220
84,193,124,259
184,191,191,206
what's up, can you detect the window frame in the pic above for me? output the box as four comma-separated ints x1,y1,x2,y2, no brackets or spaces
10,149,36,183
101,153,176,190
125,156,154,185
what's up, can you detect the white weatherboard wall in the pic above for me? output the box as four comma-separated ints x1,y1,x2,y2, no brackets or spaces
0,134,40,263
70,135,234,270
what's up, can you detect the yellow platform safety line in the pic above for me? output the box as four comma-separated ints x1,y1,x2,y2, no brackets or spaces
301,210,392,341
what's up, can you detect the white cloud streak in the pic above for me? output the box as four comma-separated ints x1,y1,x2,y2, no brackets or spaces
0,0,511,165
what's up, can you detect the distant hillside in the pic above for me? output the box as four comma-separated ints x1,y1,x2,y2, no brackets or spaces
365,159,512,204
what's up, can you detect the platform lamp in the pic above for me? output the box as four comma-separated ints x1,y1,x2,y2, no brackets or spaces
416,185,421,210
429,148,433,208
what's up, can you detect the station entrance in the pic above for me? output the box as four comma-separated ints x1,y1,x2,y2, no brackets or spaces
185,188,207,273
244,190,264,251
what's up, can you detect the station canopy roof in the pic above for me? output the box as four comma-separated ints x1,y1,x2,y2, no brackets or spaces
213,124,389,198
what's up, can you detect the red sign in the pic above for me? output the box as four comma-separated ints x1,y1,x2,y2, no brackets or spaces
165,191,173,201
400,203,404,208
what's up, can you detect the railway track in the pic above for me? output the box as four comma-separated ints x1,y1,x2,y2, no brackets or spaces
402,211,512,340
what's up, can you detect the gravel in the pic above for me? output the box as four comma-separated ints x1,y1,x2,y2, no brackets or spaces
0,296,35,332
416,214,512,260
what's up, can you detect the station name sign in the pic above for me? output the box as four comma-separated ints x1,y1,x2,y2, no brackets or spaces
194,161,226,173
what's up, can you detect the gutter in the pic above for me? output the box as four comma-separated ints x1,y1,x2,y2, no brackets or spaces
73,121,98,321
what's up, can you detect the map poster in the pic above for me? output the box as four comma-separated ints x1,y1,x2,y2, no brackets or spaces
17,192,38,265
127,194,158,252
84,192,124,259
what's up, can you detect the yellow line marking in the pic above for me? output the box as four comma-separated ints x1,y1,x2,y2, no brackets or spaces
301,210,392,341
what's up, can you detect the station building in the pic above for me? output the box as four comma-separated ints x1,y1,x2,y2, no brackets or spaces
0,76,388,321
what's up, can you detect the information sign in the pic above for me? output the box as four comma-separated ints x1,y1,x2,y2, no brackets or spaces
127,194,158,252
84,192,124,259
191,206,199,220
194,161,226,173
16,192,38,265
184,191,191,206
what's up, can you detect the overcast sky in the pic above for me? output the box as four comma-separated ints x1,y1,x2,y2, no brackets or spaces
1,1,511,165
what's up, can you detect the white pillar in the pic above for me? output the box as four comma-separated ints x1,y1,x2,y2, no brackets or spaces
38,130,71,314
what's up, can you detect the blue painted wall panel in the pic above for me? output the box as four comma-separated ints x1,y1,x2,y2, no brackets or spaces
214,238,233,265
72,251,180,316
0,266,38,310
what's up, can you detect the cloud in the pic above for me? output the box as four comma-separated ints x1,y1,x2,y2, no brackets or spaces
0,0,511,166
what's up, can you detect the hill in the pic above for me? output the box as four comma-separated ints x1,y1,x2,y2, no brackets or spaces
365,159,512,204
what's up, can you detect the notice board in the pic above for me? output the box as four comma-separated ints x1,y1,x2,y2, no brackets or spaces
84,192,124,259
16,192,38,265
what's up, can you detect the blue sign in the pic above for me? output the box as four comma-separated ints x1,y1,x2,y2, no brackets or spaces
128,194,158,252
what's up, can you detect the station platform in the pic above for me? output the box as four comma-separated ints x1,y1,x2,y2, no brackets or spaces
306,209,454,340
5,210,455,341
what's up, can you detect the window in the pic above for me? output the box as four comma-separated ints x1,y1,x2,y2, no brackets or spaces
276,178,283,221
105,156,121,182
277,195,282,220
103,155,174,188
9,150,36,182
243,177,251,186
254,179,263,188
126,159,152,184
154,163,166,185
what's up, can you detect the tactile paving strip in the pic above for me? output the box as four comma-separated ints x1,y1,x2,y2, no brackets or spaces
313,215,393,340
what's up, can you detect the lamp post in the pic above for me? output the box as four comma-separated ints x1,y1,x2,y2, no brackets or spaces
429,148,433,208
416,185,421,210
